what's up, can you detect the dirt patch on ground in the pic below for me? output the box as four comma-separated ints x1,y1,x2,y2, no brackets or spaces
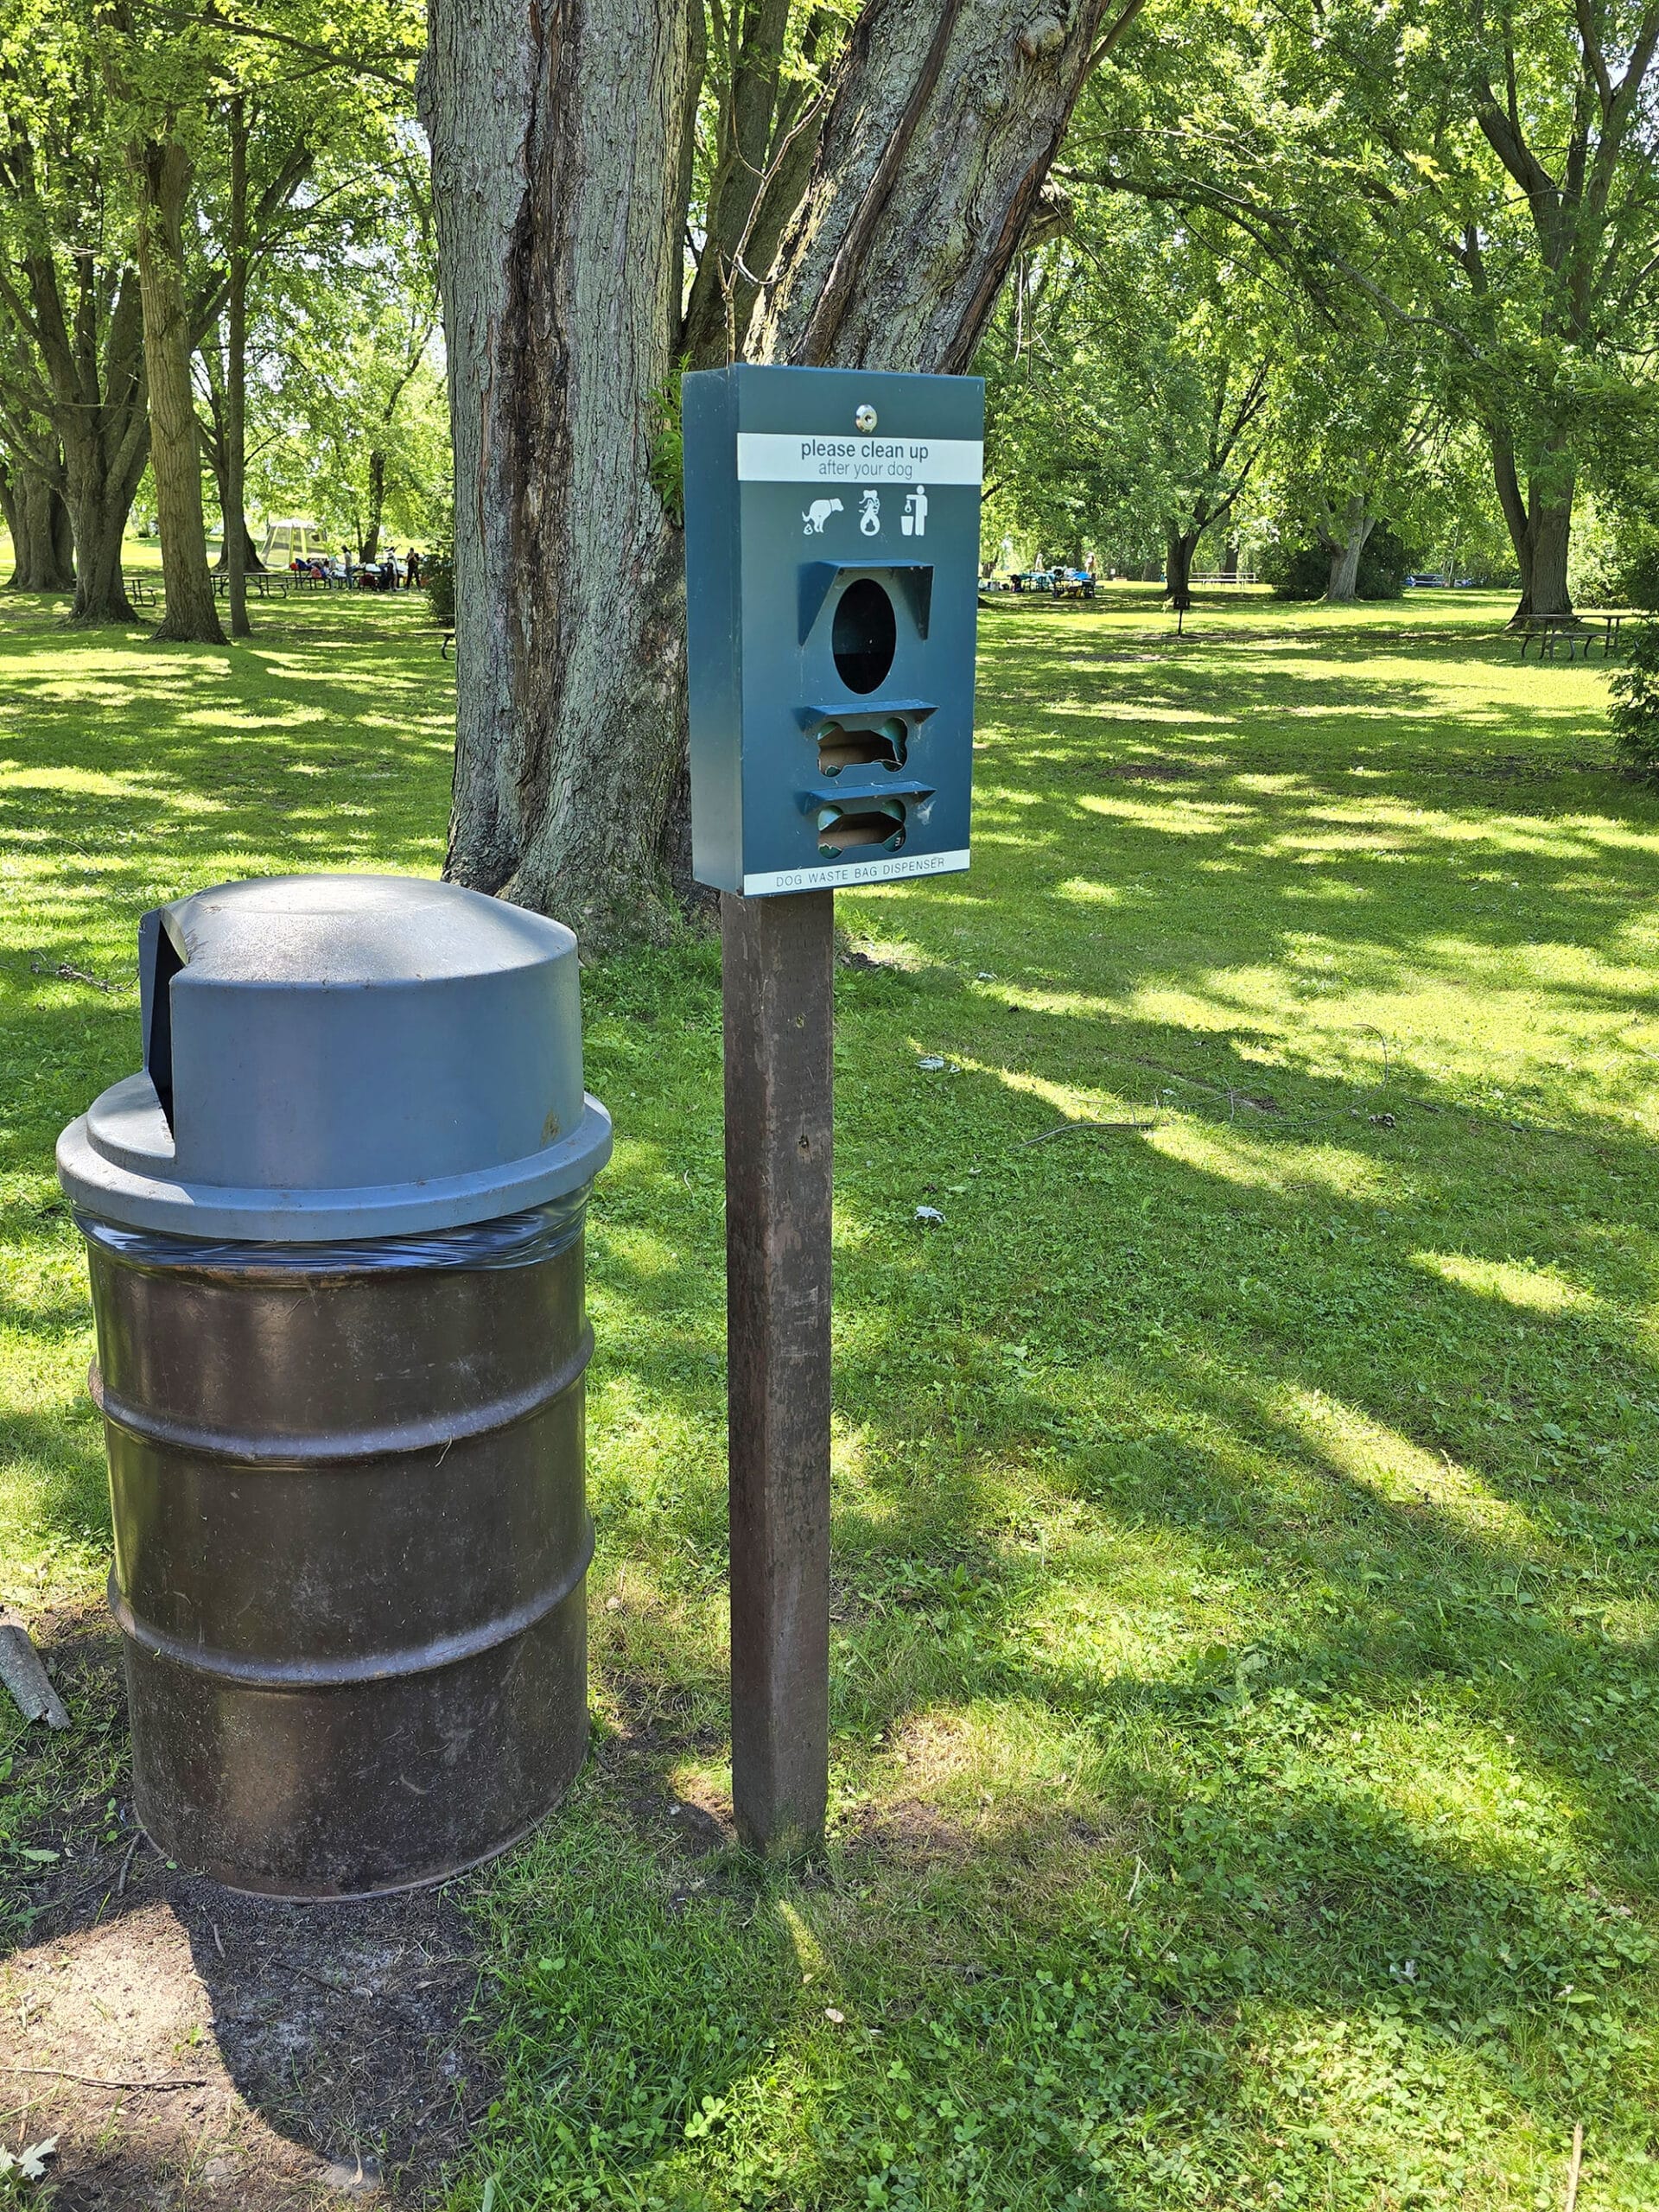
2,1627,492,2210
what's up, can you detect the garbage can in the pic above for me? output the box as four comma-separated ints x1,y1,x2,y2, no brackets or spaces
56,875,612,1897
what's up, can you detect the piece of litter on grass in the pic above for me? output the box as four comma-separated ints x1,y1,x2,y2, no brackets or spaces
0,1621,71,1729
824,2006,845,2024
0,2139,57,2184
914,1206,945,1226
917,1055,946,1071
976,971,995,981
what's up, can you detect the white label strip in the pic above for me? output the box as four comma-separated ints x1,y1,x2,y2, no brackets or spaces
742,849,969,897
737,434,982,486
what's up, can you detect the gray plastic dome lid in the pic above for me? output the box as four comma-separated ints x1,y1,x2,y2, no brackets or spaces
57,874,612,1241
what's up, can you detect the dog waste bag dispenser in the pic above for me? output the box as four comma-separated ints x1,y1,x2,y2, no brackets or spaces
56,875,613,1898
683,363,984,896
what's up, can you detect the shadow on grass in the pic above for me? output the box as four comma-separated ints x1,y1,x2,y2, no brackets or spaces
4,589,1656,2205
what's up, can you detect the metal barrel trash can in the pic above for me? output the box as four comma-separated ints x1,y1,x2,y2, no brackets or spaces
55,875,612,1897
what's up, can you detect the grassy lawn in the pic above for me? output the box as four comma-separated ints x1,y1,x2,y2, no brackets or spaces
3,583,1656,2209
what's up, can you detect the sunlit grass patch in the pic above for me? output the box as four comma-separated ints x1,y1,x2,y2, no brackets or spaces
5,584,1659,2207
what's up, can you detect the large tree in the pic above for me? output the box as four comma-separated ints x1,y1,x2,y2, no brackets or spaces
0,423,75,591
0,1,152,620
977,194,1282,601
423,0,1148,945
1077,0,1659,620
0,0,419,627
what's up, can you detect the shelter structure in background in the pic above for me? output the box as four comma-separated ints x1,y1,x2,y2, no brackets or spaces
260,518,330,567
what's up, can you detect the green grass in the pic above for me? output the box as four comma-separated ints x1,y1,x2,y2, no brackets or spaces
3,582,1657,2209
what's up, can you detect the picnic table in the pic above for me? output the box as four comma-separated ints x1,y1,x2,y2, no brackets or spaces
1516,611,1636,661
1580,610,1637,657
211,570,292,601
122,571,158,607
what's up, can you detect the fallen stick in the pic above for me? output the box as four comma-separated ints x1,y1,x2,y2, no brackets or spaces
1,2067,213,2094
0,1623,70,1729
29,959,120,994
1564,2122,1584,2212
1019,1119,1156,1146
116,1833,141,1896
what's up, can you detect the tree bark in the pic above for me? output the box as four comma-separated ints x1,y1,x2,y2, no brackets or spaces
1166,524,1197,610
425,0,1136,944
23,259,149,624
1491,428,1573,620
423,0,696,944
199,368,264,573
1,456,76,590
132,136,224,645
226,96,251,639
1324,493,1376,604
361,450,386,563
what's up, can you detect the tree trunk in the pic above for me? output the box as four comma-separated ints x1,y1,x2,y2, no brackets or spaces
31,264,149,625
1526,482,1573,619
1166,525,1197,610
2,459,76,590
212,510,264,572
132,136,224,645
1492,429,1574,621
423,0,697,944
1325,493,1376,604
226,96,251,639
424,0,1136,944
0,464,18,582
361,451,386,563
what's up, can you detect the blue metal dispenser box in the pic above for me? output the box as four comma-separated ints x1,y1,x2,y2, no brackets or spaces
683,364,984,897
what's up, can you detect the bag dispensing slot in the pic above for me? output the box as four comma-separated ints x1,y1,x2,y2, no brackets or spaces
817,715,908,776
817,800,907,856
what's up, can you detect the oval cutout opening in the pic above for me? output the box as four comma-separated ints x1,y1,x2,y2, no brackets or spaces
832,578,897,695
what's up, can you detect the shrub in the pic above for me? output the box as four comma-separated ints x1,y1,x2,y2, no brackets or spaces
1610,620,1659,779
1262,520,1414,601
424,545,454,628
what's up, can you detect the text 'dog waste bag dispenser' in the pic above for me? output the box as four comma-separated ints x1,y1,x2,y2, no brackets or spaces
56,875,612,1897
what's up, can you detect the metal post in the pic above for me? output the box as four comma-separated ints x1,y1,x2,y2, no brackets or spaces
721,887,834,1856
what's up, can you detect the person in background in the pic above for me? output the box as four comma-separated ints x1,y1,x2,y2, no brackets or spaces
406,547,422,588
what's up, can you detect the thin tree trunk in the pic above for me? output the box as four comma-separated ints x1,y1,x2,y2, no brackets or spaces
1166,525,1196,610
49,477,74,585
0,463,22,588
226,95,250,638
361,451,386,563
1325,493,1375,604
132,136,224,644
424,0,1139,943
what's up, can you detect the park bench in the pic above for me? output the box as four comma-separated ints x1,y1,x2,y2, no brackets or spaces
440,629,455,658
122,571,157,607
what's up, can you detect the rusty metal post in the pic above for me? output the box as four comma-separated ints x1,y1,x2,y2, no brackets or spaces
721,888,834,1856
